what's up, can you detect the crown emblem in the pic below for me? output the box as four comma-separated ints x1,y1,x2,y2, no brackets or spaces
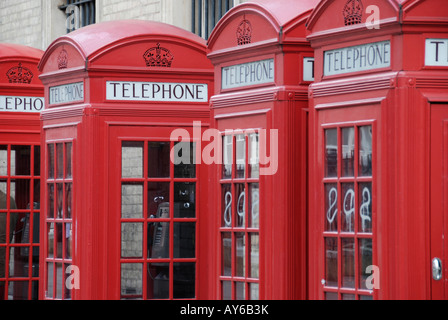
343,0,363,26
143,43,174,68
237,18,252,46
58,49,69,69
6,63,34,84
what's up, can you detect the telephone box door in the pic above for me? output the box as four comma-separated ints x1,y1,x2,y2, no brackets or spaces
312,104,379,300
430,103,448,300
108,125,200,300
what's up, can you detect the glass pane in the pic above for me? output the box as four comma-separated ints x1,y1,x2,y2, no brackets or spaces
222,184,232,228
122,142,144,178
222,136,233,179
47,144,54,179
359,183,372,233
9,247,26,277
56,262,63,299
34,146,41,177
359,238,373,290
325,129,338,178
33,179,40,209
65,183,72,219
121,183,143,219
47,184,54,218
149,222,169,259
11,146,31,176
174,183,195,218
121,223,143,258
221,233,231,277
46,262,54,298
236,135,246,179
250,233,259,279
0,180,6,210
64,263,72,300
47,223,54,258
249,283,259,300
173,263,195,299
174,142,196,178
0,146,7,176
325,237,338,287
0,213,5,245
121,263,143,299
325,292,338,300
65,143,72,179
249,133,259,179
222,281,232,300
342,183,355,233
11,179,29,210
342,238,355,288
148,142,170,178
360,295,373,300
56,183,63,218
32,212,40,244
8,281,28,300
148,182,170,219
235,184,245,228
325,184,338,232
342,128,355,177
173,222,195,259
66,223,72,259
342,294,356,300
235,282,245,300
236,233,245,277
147,263,169,300
56,223,63,259
249,184,259,228
9,212,20,243
56,143,64,179
359,126,372,176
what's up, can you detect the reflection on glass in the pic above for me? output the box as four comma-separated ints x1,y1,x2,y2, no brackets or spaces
235,184,245,228
360,295,373,300
342,128,354,177
235,282,245,300
121,183,143,219
65,143,72,179
359,238,373,290
9,247,26,278
174,142,196,178
56,262,63,299
222,185,232,228
325,184,338,232
174,183,195,218
249,283,259,300
56,223,63,259
236,135,245,179
359,183,372,233
222,233,231,276
174,223,195,259
236,233,245,277
249,184,259,228
11,179,30,210
249,133,259,179
222,136,233,179
66,223,72,259
359,126,372,176
121,141,143,178
222,281,231,300
8,281,28,300
57,183,63,218
148,182,169,219
56,144,64,179
147,263,169,299
325,129,338,178
48,144,54,179
325,237,338,287
342,294,356,300
121,263,143,298
148,142,170,178
325,292,338,300
46,262,54,298
121,223,143,258
11,146,31,176
65,183,72,219
0,146,7,176
342,238,355,288
342,183,355,233
250,234,259,279
173,263,195,299
48,184,54,218
47,223,54,258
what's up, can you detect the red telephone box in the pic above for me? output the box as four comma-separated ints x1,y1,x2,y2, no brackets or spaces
307,0,448,300
207,0,319,300
0,43,44,300
38,20,214,300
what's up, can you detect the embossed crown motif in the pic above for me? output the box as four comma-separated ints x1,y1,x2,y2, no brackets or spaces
6,63,34,84
343,0,363,26
237,18,252,45
143,43,174,68
58,49,69,69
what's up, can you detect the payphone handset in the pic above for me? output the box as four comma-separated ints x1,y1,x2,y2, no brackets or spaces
151,202,170,259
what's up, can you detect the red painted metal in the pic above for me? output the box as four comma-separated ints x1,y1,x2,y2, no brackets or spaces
38,20,214,300
0,43,44,300
307,0,448,300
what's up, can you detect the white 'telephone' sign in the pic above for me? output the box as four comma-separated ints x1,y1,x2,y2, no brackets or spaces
49,82,84,105
0,96,44,113
303,57,315,82
425,39,448,66
221,59,275,90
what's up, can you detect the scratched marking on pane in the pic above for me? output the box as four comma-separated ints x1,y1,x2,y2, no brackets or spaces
327,187,338,225
360,187,372,232
343,188,355,232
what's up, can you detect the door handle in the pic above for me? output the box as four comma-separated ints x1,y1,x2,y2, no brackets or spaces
432,257,443,281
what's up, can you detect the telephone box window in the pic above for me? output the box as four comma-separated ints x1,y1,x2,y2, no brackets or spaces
219,131,260,300
120,140,197,300
0,144,40,300
322,125,374,300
